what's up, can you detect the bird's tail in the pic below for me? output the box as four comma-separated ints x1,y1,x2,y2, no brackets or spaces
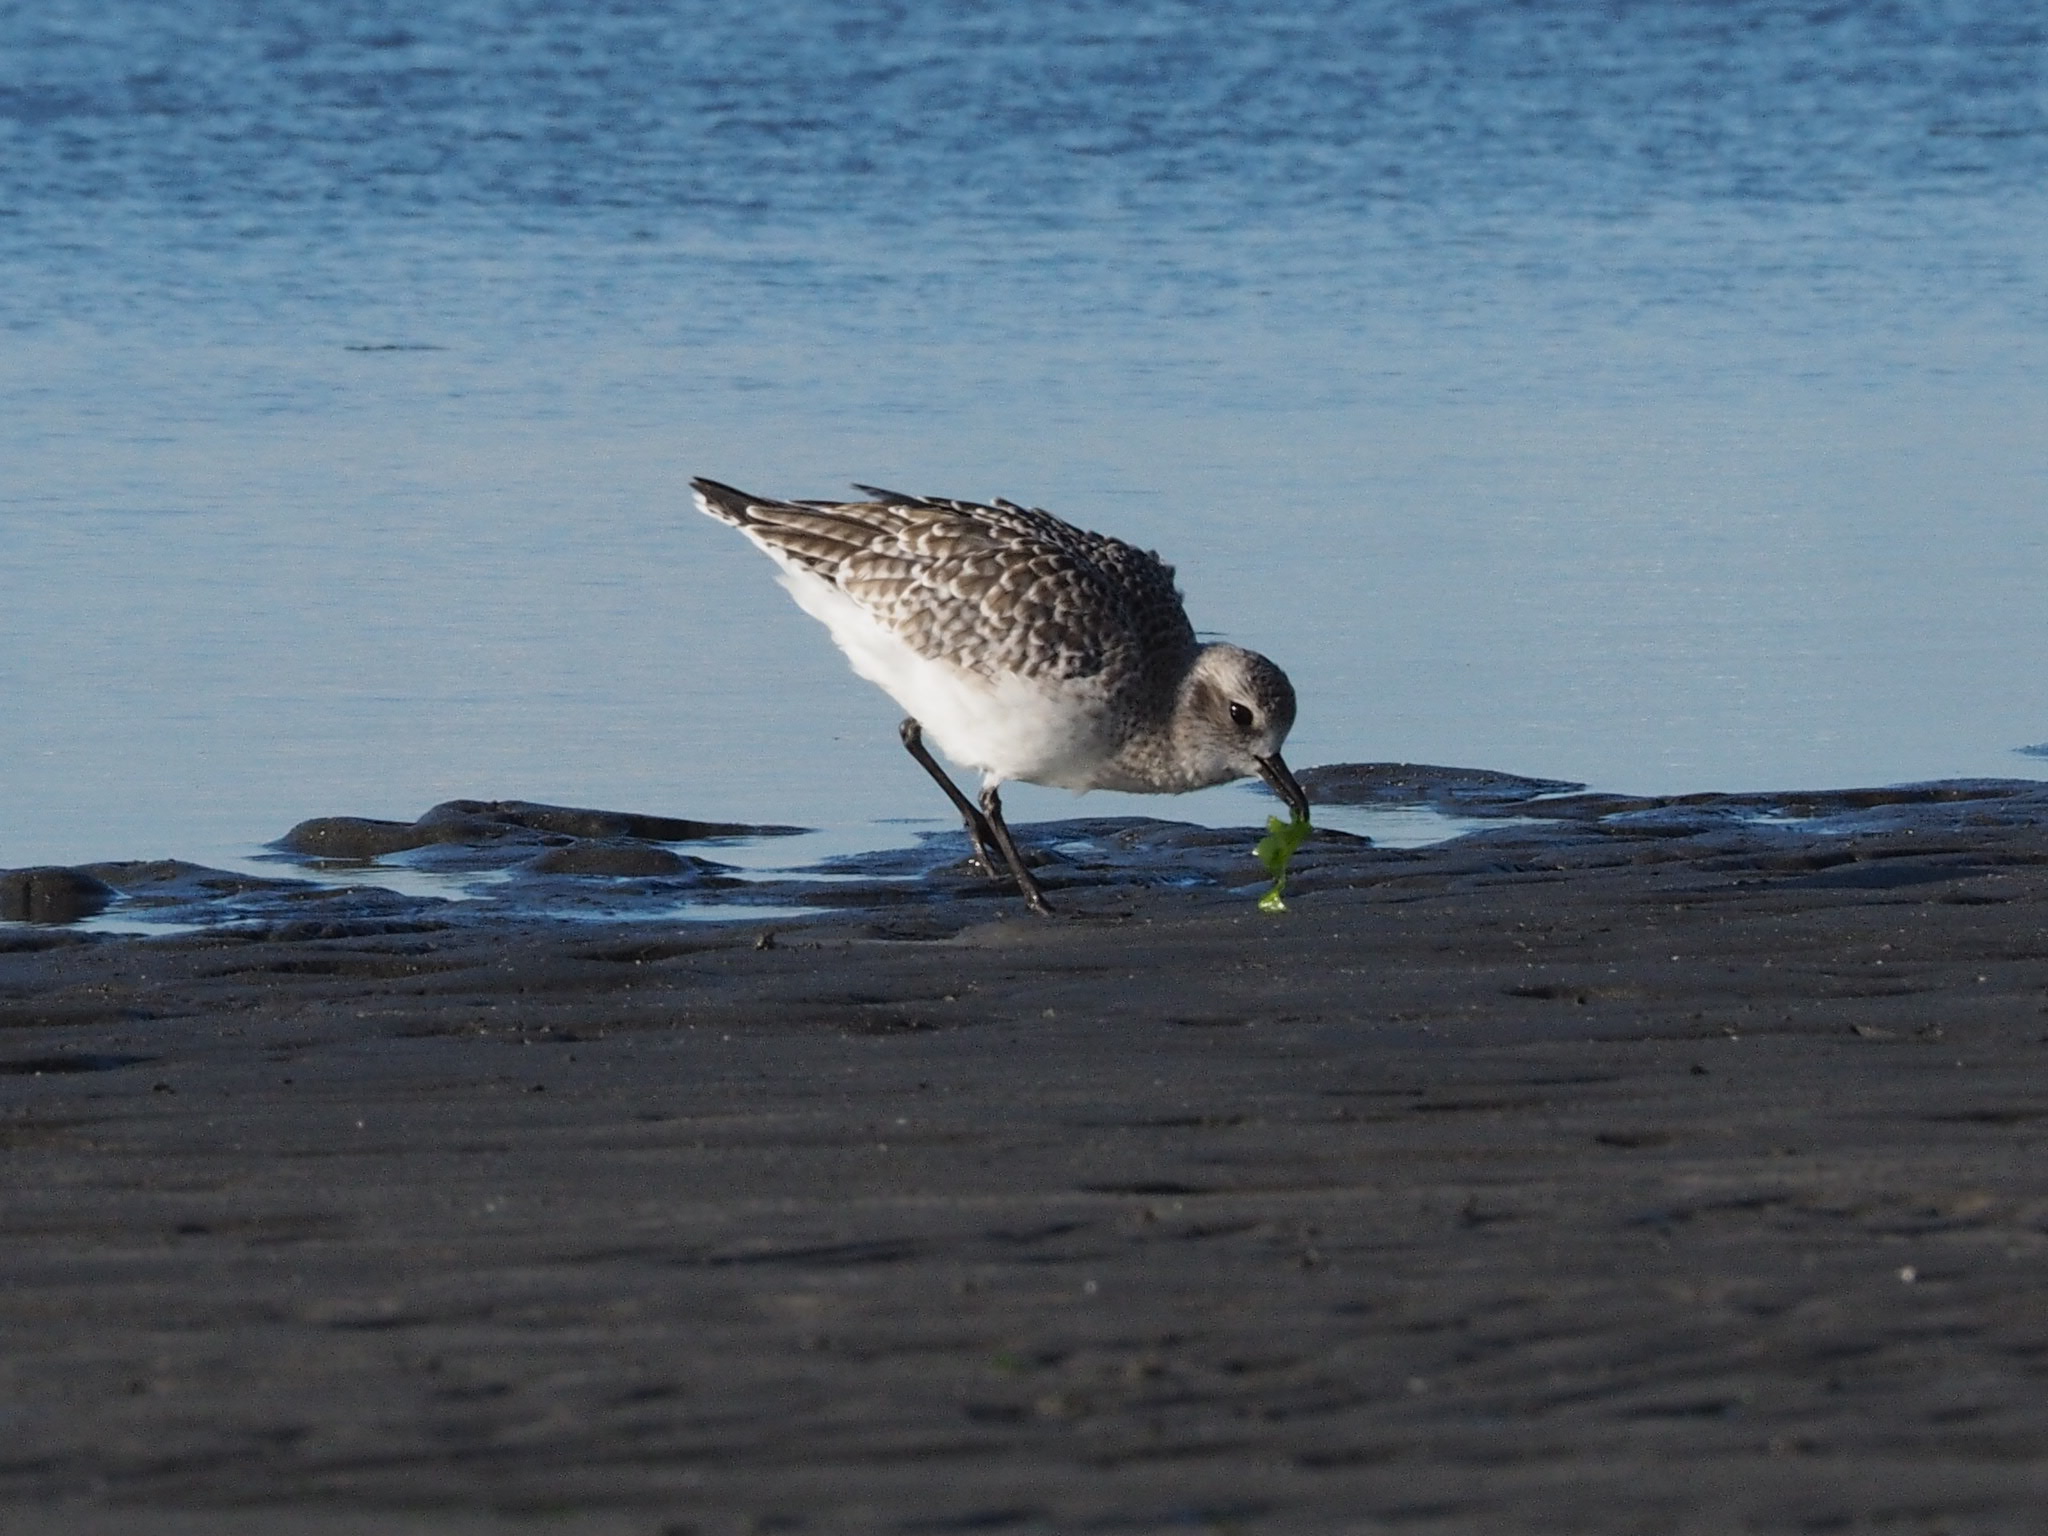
690,477,767,527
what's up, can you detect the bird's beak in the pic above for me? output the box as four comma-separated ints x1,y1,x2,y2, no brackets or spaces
1256,753,1311,825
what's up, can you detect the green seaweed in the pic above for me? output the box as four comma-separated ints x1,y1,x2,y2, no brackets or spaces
1254,813,1312,913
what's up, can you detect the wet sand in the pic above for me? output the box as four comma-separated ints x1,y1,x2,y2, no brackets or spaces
6,776,2048,1533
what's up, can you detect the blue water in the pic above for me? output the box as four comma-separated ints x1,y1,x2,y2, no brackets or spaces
5,1,2047,873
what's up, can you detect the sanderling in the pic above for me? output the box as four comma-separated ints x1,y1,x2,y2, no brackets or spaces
693,478,1308,914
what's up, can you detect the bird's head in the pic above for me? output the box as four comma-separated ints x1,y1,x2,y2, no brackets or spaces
1176,644,1309,820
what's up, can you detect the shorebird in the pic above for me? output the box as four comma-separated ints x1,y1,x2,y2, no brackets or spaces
693,478,1308,914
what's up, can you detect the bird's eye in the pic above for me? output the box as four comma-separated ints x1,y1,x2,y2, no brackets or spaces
1228,702,1255,731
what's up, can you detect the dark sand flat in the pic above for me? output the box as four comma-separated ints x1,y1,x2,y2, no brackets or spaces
6,784,2048,1533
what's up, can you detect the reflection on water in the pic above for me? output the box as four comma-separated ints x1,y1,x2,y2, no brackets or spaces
68,914,208,939
4,1,2046,875
21,791,1499,937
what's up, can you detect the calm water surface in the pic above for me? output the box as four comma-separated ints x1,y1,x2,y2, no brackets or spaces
4,1,2046,872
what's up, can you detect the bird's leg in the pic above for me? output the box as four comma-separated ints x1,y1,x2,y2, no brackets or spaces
978,784,1053,916
898,718,1001,876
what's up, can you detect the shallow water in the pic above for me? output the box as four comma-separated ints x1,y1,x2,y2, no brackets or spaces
44,799,1480,934
5,1,2046,875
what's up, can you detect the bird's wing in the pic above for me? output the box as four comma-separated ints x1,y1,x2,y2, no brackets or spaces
693,479,1193,681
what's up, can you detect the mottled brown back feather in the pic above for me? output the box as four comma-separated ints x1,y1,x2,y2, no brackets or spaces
693,478,1197,686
